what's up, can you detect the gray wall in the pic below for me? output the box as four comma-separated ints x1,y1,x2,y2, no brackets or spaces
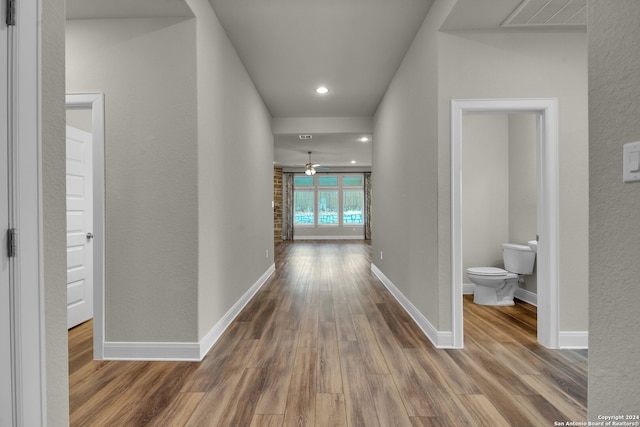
372,0,448,328
66,2,275,345
374,0,587,333
67,18,200,342
462,115,510,272
187,0,275,340
438,28,588,332
588,0,640,417
509,114,537,293
43,0,69,423
66,108,92,133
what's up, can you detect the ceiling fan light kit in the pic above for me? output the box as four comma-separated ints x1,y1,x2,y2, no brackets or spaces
305,151,318,175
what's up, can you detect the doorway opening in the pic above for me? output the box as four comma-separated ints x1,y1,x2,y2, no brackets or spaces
66,93,106,359
451,98,559,349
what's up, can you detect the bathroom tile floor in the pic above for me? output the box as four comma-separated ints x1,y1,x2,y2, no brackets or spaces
69,241,587,426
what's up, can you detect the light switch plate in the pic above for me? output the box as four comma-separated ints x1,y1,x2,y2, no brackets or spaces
623,141,640,183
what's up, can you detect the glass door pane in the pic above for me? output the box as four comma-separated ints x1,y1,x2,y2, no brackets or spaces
318,191,338,225
343,191,364,224
294,191,315,224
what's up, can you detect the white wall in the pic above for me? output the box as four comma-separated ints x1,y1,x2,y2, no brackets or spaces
588,0,640,417
66,18,200,342
186,0,275,341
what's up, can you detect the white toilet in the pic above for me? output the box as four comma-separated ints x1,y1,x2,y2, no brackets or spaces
466,243,536,306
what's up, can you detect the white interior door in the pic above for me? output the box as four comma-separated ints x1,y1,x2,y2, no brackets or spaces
67,125,94,329
1,9,15,423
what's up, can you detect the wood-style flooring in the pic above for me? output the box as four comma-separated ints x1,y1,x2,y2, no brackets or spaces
69,241,587,426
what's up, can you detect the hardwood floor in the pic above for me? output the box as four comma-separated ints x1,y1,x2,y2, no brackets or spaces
69,241,587,426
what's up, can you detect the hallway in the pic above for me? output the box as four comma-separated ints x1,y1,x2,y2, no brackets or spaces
69,241,586,426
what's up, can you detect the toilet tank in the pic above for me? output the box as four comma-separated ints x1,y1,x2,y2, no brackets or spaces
502,243,536,274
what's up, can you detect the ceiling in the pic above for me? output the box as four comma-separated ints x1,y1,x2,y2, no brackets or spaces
274,134,372,170
65,0,585,169
208,0,434,169
207,0,434,119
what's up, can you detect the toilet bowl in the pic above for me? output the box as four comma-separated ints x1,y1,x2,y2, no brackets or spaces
466,243,536,306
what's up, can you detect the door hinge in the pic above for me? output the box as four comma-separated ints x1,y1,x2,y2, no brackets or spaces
7,228,16,258
6,0,16,26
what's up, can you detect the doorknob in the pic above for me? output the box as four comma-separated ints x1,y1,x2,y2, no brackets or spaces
86,232,94,240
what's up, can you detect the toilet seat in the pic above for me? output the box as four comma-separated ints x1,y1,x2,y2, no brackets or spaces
466,267,518,279
467,267,507,276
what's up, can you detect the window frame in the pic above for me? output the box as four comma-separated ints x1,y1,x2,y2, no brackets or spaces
293,173,364,228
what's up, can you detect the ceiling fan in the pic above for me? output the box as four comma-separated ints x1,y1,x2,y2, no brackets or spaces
304,151,328,175
304,151,320,175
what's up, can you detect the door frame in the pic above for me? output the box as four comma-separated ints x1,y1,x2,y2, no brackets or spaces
66,93,106,359
9,0,47,424
451,98,559,349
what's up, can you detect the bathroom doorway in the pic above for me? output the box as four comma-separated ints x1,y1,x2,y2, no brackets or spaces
451,98,559,349
461,113,538,302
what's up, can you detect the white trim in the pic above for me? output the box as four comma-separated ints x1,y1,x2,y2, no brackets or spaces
65,93,106,360
371,264,454,348
514,287,538,306
293,235,365,240
198,263,275,360
12,0,47,424
463,283,538,305
103,342,202,361
102,264,276,361
558,331,588,349
451,98,560,349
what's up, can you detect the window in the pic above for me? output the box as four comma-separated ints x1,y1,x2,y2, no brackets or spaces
294,176,314,187
318,176,338,187
343,176,363,187
318,191,338,225
294,191,314,224
343,191,363,225
293,174,364,227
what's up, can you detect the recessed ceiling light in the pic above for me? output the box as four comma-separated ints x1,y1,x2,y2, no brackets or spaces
359,137,369,142
350,160,357,164
316,86,329,95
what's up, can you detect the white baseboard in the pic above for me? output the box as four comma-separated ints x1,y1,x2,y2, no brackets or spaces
514,287,538,306
103,341,202,361
198,263,276,359
463,283,475,295
293,235,364,240
103,263,276,361
464,283,538,307
559,331,588,349
371,264,454,348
